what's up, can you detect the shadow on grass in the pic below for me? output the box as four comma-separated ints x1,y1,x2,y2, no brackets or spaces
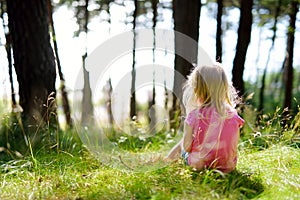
191,169,264,199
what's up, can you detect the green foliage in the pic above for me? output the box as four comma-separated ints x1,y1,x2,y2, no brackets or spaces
1,97,300,199
109,132,166,152
105,119,171,152
208,0,291,28
0,112,35,160
0,111,83,161
56,0,168,36
1,143,300,199
238,100,300,154
255,0,290,24
245,68,300,115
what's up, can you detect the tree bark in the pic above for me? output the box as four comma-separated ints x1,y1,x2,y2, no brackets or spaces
48,0,73,128
232,0,253,96
7,0,57,126
105,78,113,126
283,0,299,111
216,0,223,62
130,0,138,119
258,0,282,113
81,56,94,126
81,0,94,126
1,2,16,108
172,0,201,115
148,0,158,132
173,0,201,83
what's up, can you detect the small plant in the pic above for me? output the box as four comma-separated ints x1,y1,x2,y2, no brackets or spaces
287,104,300,148
239,105,297,151
0,93,83,161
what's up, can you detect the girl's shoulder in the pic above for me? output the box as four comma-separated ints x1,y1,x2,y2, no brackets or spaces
188,107,209,118
185,108,202,126
226,108,245,126
186,108,200,119
186,106,243,120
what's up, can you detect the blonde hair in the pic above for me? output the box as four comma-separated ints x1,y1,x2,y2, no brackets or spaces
183,63,239,117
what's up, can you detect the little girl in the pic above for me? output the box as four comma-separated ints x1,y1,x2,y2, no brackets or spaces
167,63,244,173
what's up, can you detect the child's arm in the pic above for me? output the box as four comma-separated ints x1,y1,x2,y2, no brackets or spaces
182,122,193,152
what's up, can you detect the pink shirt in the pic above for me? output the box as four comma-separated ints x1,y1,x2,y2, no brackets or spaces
185,107,244,172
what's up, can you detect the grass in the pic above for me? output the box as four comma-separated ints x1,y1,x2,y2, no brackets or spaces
0,142,299,199
0,105,300,199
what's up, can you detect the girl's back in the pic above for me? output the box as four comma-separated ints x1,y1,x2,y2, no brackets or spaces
186,107,244,172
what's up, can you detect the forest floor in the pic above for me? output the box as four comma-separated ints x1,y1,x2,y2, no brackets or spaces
1,105,300,199
0,142,299,199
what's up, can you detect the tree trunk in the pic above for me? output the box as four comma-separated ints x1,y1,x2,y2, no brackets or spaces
171,0,201,127
130,0,138,119
81,0,94,126
232,0,253,96
7,0,57,126
216,0,223,62
258,0,282,113
105,78,113,126
148,0,158,132
48,0,72,128
1,2,16,108
254,27,263,90
81,56,94,126
283,0,299,111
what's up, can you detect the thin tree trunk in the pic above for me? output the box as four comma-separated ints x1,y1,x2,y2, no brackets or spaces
130,0,138,119
81,58,94,126
216,0,223,62
106,77,113,126
270,58,285,104
6,35,15,107
258,0,282,113
232,0,253,96
254,3,262,90
255,27,263,90
81,0,94,126
48,0,72,128
103,0,114,34
148,0,158,132
106,0,112,34
1,2,16,108
283,0,299,111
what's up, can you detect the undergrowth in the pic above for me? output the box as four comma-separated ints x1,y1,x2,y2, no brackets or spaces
0,104,299,199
